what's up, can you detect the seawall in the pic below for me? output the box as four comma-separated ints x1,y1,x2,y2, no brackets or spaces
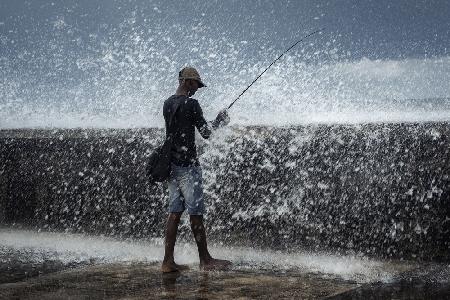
0,123,449,260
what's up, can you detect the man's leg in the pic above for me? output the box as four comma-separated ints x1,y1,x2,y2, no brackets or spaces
161,212,182,273
189,215,211,261
180,166,231,270
190,215,232,270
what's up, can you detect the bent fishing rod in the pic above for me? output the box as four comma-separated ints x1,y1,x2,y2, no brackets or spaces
227,28,324,110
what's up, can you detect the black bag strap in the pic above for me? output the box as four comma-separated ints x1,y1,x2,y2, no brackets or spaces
166,97,183,140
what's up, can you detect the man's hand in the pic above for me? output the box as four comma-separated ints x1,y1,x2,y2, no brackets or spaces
214,109,230,127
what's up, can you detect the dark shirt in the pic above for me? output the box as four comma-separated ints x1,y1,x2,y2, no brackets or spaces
163,95,216,166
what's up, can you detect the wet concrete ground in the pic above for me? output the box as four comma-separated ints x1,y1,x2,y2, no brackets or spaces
0,229,449,299
0,262,357,299
1,257,449,299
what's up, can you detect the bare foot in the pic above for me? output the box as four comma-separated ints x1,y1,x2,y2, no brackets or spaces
161,262,190,273
200,258,232,271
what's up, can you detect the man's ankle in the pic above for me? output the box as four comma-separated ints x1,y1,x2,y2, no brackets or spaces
199,255,213,264
163,257,175,264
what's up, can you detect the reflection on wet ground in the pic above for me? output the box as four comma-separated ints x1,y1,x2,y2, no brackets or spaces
0,261,357,299
0,229,449,299
1,259,449,300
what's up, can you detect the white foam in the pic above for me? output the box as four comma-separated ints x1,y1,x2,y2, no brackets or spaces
0,228,413,283
1,56,449,128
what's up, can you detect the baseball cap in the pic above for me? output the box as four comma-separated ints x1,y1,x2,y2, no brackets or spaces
178,67,207,88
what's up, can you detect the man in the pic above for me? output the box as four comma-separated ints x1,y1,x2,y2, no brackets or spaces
161,67,232,273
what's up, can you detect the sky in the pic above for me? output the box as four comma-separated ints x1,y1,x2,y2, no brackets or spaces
1,0,449,60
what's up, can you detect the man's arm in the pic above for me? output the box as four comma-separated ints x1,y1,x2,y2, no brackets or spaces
193,100,212,139
192,100,229,139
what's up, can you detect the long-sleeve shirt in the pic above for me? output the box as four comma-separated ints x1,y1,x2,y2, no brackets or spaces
163,95,217,166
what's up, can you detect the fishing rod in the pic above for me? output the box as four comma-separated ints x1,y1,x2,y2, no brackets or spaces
227,28,324,110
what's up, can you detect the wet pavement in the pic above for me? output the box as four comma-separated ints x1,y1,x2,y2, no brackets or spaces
0,261,358,299
1,229,450,299
1,258,450,299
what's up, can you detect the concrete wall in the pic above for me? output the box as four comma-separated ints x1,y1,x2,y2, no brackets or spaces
0,123,449,261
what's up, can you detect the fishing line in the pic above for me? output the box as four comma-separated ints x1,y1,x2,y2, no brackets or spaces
227,28,324,110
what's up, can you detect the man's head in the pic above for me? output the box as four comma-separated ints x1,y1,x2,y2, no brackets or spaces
178,67,206,96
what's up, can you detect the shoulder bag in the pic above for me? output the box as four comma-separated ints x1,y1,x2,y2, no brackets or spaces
146,99,181,183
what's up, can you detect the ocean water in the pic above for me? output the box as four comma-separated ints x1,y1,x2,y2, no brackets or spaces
1,1,449,128
1,3,450,298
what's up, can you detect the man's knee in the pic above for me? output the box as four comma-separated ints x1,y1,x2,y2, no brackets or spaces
169,212,182,223
189,214,204,227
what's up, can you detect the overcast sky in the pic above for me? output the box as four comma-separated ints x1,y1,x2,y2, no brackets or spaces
1,0,449,60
